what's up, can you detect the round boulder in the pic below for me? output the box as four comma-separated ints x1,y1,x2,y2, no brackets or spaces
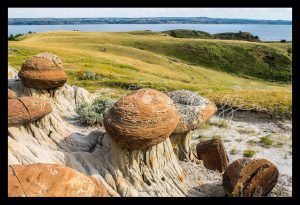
223,158,279,197
103,88,180,150
167,90,217,134
18,53,67,89
8,163,108,197
8,96,52,125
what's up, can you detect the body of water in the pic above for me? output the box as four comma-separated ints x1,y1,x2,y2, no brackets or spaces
8,24,292,41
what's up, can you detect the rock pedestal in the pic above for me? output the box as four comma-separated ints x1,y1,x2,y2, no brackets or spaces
168,90,217,161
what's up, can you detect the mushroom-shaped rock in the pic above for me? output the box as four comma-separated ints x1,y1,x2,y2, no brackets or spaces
103,88,180,150
8,97,52,125
18,53,67,89
167,90,217,161
8,163,108,197
223,158,279,197
196,139,229,172
8,89,17,99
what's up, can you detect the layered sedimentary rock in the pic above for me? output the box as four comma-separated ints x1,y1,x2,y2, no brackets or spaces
223,158,279,197
8,97,52,125
18,53,67,89
167,90,217,161
8,80,188,197
8,89,17,99
8,163,108,197
196,139,229,172
104,88,180,150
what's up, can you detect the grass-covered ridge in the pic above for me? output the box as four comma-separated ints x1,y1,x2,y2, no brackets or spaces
8,31,292,118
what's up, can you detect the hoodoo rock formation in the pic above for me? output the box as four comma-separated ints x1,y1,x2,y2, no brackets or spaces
104,88,180,150
167,90,217,161
8,163,108,197
8,97,52,125
8,72,188,196
18,53,67,89
223,158,279,197
196,139,229,172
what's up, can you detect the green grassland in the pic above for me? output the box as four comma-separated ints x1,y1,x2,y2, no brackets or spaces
8,31,292,118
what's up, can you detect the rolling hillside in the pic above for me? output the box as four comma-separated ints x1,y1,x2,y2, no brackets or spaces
8,31,292,118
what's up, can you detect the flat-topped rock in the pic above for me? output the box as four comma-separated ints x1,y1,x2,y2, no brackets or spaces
18,53,67,89
8,96,52,125
104,88,180,150
8,163,108,197
223,158,279,197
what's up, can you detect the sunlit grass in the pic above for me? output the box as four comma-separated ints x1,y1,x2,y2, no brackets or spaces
8,31,292,118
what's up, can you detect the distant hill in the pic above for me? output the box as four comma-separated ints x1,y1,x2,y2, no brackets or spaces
161,29,261,42
8,17,292,25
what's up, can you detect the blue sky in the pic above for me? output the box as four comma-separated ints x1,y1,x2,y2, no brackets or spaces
8,8,292,20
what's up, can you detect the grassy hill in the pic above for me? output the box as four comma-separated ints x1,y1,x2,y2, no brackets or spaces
8,31,292,118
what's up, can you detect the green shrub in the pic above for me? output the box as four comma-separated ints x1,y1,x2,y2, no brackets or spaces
78,70,100,80
243,149,256,158
75,97,114,125
212,135,222,140
230,148,238,155
260,135,273,147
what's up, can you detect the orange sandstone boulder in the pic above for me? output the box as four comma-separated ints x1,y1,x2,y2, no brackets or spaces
196,139,229,172
223,158,279,197
18,53,67,89
8,89,17,99
8,163,108,197
103,88,180,150
8,97,52,125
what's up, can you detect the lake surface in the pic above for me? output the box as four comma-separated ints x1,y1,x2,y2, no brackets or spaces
8,24,292,41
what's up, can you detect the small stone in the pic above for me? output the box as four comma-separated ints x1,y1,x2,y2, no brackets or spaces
196,139,229,172
223,158,279,197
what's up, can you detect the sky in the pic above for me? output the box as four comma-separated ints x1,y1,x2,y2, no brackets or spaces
8,8,292,20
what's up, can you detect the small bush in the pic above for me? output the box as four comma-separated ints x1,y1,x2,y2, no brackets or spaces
260,135,273,147
218,120,229,128
247,140,257,146
200,123,210,130
212,135,222,140
243,149,256,158
237,129,256,135
230,148,238,155
274,141,284,148
75,97,114,125
78,70,100,80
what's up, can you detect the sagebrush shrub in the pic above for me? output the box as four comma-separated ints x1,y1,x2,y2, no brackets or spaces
75,97,114,125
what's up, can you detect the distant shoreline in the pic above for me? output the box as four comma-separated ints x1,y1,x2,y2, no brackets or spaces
8,17,292,25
